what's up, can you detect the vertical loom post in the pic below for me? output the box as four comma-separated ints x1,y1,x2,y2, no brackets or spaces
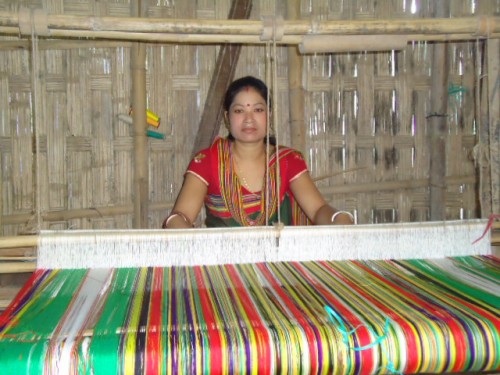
428,1,450,221
131,1,148,228
487,38,500,215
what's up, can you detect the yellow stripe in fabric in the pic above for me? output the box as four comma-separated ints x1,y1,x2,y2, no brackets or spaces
123,268,148,374
199,266,230,373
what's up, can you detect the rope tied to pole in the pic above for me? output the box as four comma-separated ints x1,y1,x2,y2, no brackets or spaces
18,8,49,37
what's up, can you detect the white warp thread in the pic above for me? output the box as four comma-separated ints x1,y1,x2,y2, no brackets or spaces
37,220,492,269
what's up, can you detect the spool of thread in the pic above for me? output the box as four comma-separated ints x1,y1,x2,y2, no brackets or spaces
146,130,165,140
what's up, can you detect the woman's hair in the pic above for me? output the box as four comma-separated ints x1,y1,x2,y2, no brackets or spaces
224,76,275,145
223,75,272,112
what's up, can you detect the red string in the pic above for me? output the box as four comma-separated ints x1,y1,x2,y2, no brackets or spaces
472,214,499,245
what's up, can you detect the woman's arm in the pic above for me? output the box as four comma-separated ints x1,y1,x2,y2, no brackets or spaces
290,173,354,225
162,173,207,229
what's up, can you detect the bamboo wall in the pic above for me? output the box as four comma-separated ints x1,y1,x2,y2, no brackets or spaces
0,0,498,237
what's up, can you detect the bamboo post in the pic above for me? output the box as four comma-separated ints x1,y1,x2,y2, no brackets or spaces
131,2,148,229
428,1,450,221
487,39,500,215
0,151,2,235
287,0,305,153
478,40,491,217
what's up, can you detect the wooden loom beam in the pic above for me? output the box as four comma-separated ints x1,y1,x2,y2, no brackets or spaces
0,221,499,251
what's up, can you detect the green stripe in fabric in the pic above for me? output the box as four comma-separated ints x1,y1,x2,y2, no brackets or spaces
87,268,140,375
0,269,87,374
402,259,500,309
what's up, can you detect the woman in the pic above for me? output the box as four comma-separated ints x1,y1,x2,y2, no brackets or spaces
163,76,354,228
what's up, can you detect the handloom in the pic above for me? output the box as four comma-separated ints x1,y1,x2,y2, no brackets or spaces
0,220,498,374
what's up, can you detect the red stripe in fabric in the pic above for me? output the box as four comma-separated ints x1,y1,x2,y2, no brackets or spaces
146,268,164,374
193,266,224,374
0,269,49,328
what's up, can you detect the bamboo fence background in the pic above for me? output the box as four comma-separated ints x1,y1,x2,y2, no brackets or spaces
0,0,498,235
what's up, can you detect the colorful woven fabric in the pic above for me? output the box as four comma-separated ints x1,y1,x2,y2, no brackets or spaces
0,255,498,374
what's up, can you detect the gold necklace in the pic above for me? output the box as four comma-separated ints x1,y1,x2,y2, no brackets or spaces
239,173,252,191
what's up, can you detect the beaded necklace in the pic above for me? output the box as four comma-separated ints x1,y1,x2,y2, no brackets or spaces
218,140,278,226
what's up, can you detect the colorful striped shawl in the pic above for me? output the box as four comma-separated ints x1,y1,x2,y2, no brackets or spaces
0,256,499,374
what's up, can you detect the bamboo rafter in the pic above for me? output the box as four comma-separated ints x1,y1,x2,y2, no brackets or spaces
0,10,498,45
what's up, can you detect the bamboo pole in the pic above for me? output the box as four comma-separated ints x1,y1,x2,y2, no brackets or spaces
131,42,148,229
428,1,450,221
0,31,498,49
0,262,36,274
487,39,500,215
130,2,148,229
1,12,497,36
0,236,38,249
0,11,497,44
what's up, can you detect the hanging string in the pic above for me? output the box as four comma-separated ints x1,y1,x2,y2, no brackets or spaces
263,15,282,227
271,24,281,225
264,42,271,226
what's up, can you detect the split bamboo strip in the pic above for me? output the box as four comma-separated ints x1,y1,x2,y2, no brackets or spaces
318,175,476,195
1,202,174,225
0,39,131,50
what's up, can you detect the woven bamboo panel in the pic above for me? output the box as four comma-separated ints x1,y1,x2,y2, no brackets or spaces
0,0,498,235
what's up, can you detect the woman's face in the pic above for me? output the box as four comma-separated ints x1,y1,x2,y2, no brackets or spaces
227,87,268,144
